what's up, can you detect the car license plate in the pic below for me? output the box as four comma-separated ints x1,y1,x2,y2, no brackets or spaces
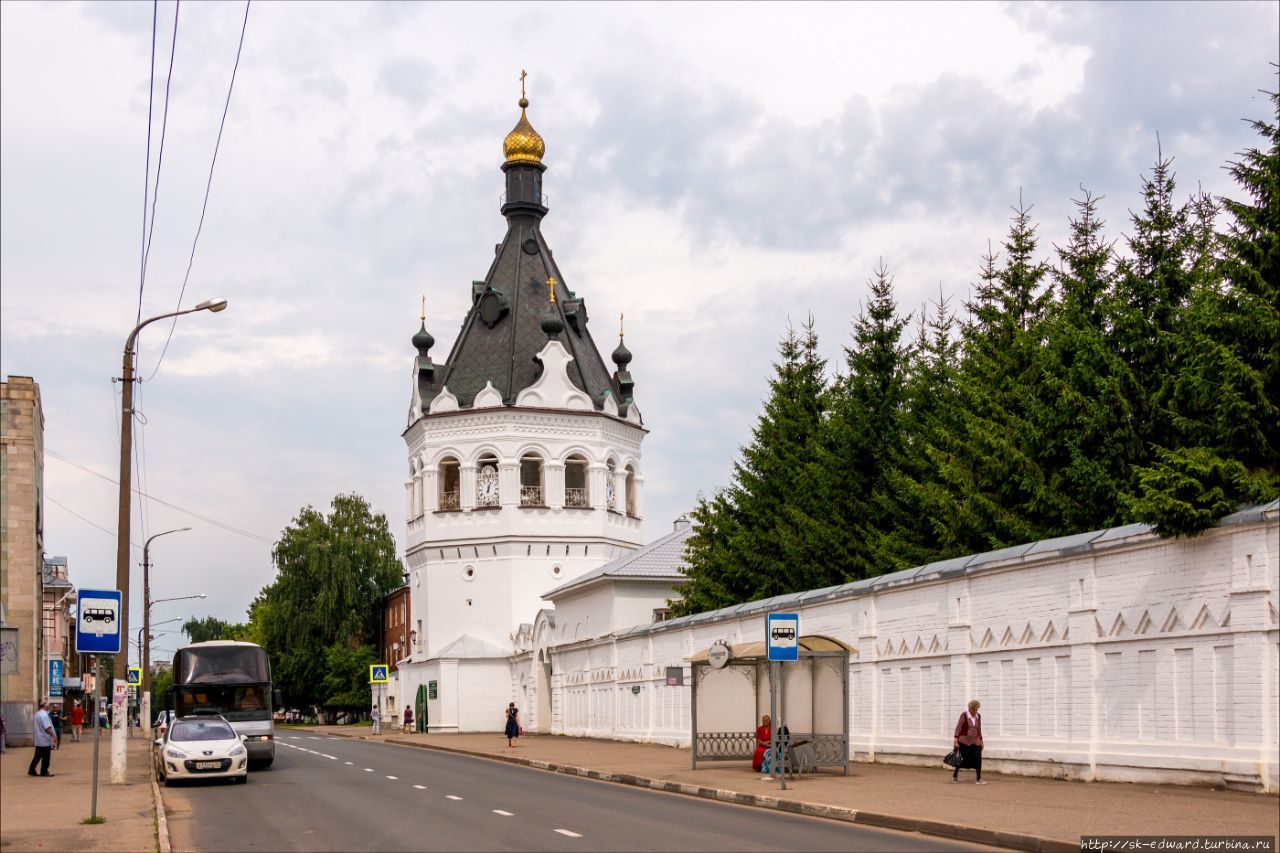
196,761,221,770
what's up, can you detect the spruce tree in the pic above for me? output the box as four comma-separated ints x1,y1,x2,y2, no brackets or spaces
675,320,828,613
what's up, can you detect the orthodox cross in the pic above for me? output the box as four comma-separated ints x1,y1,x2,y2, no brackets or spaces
619,312,625,339
546,275,557,304
520,70,527,100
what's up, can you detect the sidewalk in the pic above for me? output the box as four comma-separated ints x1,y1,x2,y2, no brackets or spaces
304,726,1278,852
0,731,159,852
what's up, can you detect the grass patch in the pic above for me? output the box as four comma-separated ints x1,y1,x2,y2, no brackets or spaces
80,816,107,825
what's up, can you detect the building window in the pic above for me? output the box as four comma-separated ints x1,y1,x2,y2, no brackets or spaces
652,608,671,623
438,456,461,511
564,454,589,508
476,453,500,507
625,465,638,517
520,454,544,506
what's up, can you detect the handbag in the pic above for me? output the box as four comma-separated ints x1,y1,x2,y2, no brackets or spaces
943,747,964,768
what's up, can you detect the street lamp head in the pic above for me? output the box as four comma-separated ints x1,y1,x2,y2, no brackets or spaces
198,594,207,599
195,297,228,313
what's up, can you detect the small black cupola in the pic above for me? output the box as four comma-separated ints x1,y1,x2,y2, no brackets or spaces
612,313,635,412
501,70,547,223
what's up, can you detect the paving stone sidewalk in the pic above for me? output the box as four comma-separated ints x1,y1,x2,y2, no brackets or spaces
0,730,158,852
306,725,1278,851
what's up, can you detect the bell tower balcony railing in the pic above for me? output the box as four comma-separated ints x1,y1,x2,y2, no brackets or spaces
564,488,589,508
520,486,543,507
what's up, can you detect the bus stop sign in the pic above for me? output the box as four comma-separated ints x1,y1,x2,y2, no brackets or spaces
75,588,122,654
767,612,800,661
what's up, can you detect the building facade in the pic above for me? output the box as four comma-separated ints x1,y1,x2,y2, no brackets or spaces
41,555,77,714
394,90,648,733
1,375,46,746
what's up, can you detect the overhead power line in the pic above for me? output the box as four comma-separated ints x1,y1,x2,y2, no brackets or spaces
140,0,182,313
46,495,143,551
147,0,251,381
136,0,159,327
46,449,274,544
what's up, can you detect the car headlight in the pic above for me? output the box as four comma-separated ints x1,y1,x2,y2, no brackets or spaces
164,747,187,759
229,745,246,757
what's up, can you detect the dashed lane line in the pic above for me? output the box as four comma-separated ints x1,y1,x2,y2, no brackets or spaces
344,761,353,765
554,829,582,838
364,768,375,772
413,785,427,790
386,775,398,780
493,810,513,817
446,795,463,801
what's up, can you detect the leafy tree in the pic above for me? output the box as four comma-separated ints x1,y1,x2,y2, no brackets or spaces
257,493,404,710
181,616,246,644
321,643,379,711
149,667,173,714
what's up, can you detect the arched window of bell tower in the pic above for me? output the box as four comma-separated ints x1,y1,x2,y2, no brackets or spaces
438,456,461,512
564,454,589,508
624,464,638,518
520,454,545,507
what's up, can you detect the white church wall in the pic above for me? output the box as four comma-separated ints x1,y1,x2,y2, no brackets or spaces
542,511,1279,790
457,659,513,732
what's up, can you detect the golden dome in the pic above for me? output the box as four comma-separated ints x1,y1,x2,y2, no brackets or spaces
503,96,545,164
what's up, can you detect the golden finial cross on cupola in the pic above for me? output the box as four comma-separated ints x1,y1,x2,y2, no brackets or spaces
503,71,545,164
619,312,625,339
546,275,558,305
420,294,426,322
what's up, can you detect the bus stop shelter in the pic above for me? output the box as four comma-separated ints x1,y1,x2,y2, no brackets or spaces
689,635,852,774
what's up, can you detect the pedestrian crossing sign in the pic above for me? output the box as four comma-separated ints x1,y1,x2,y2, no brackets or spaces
127,666,142,685
369,664,389,684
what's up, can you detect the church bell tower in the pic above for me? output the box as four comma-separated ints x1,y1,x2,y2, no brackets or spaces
396,76,647,732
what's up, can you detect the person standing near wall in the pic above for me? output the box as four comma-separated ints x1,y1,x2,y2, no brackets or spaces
504,703,520,747
371,704,381,736
48,705,63,749
28,699,55,777
952,700,985,784
70,701,84,743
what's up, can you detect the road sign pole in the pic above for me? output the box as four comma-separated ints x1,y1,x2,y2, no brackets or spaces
769,660,778,786
90,657,101,820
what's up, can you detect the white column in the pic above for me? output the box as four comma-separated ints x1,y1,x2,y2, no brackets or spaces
404,481,414,521
423,469,439,514
631,474,645,519
946,580,972,749
545,463,565,509
460,466,476,510
588,465,608,510
499,461,519,507
1067,560,1100,781
1228,532,1275,790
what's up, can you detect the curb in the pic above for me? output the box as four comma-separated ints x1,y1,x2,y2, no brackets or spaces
152,775,172,853
308,729,1076,853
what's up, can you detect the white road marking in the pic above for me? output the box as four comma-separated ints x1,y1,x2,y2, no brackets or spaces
344,761,353,765
446,795,463,801
492,810,513,817
386,775,398,780
413,785,427,790
308,736,321,740
320,753,337,760
364,768,374,772
554,829,582,838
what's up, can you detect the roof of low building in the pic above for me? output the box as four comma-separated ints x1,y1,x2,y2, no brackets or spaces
434,634,511,659
544,517,693,600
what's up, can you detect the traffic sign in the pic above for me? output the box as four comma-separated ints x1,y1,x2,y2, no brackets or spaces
75,589,122,654
766,612,800,661
369,664,389,684
127,667,141,685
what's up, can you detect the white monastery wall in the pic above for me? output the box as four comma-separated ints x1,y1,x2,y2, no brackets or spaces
534,511,1279,791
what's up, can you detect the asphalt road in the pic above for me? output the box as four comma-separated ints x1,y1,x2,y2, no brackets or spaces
162,733,992,852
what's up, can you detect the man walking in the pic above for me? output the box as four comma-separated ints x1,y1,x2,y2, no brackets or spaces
28,699,55,777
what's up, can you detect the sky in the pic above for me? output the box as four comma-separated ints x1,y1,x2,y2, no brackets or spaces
2,1,1276,659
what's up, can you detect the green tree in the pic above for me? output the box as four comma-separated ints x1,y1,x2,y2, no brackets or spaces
675,321,828,614
181,616,246,644
321,643,378,711
149,667,173,715
257,493,404,710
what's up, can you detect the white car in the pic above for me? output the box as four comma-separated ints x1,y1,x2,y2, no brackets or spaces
154,716,249,786
154,710,176,735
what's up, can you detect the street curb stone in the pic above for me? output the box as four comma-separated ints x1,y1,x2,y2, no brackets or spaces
152,775,172,852
309,729,1074,852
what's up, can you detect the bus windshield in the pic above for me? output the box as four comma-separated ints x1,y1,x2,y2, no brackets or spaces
174,683,271,722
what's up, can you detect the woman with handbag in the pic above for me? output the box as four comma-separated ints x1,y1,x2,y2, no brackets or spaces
504,702,521,747
952,700,985,784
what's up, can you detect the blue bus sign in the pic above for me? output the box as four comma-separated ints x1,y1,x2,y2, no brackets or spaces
766,612,800,661
75,588,122,655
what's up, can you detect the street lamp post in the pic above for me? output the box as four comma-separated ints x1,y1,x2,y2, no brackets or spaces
141,526,193,736
111,298,226,783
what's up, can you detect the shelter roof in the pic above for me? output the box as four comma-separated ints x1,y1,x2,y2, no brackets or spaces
689,635,854,663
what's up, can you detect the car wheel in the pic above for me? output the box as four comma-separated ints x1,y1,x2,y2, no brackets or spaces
235,774,248,784
162,776,173,788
